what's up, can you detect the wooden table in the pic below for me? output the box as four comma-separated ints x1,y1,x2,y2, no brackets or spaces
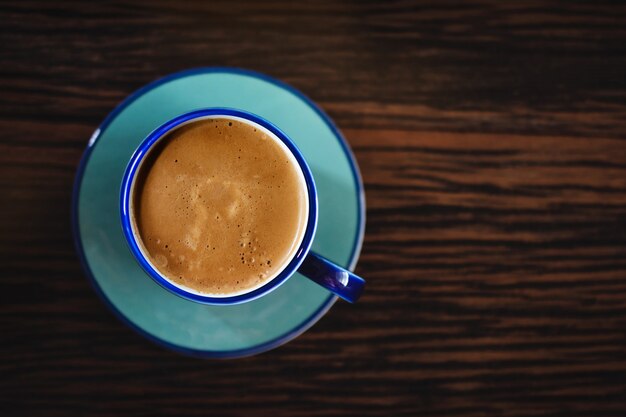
2,1,625,416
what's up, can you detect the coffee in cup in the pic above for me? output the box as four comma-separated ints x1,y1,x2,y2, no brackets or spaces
130,117,309,296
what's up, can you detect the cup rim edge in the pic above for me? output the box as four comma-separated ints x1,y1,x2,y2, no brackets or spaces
119,107,319,305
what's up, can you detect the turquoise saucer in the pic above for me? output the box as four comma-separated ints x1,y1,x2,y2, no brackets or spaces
72,68,365,358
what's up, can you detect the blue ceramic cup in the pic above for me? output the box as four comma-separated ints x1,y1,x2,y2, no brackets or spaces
120,108,365,305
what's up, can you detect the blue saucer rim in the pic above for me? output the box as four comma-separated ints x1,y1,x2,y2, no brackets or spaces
71,67,366,359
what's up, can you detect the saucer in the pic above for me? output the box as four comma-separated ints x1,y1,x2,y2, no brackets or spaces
72,68,365,358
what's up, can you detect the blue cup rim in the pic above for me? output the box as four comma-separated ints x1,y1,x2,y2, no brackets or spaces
120,108,318,305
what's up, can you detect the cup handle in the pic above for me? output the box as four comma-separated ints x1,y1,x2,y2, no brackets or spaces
297,252,365,303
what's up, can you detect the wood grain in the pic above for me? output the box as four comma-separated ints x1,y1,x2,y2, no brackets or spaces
1,1,626,416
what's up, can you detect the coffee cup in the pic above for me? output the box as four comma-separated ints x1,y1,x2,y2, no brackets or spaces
120,108,365,305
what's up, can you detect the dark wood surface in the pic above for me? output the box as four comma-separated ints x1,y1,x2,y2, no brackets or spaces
2,1,626,416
